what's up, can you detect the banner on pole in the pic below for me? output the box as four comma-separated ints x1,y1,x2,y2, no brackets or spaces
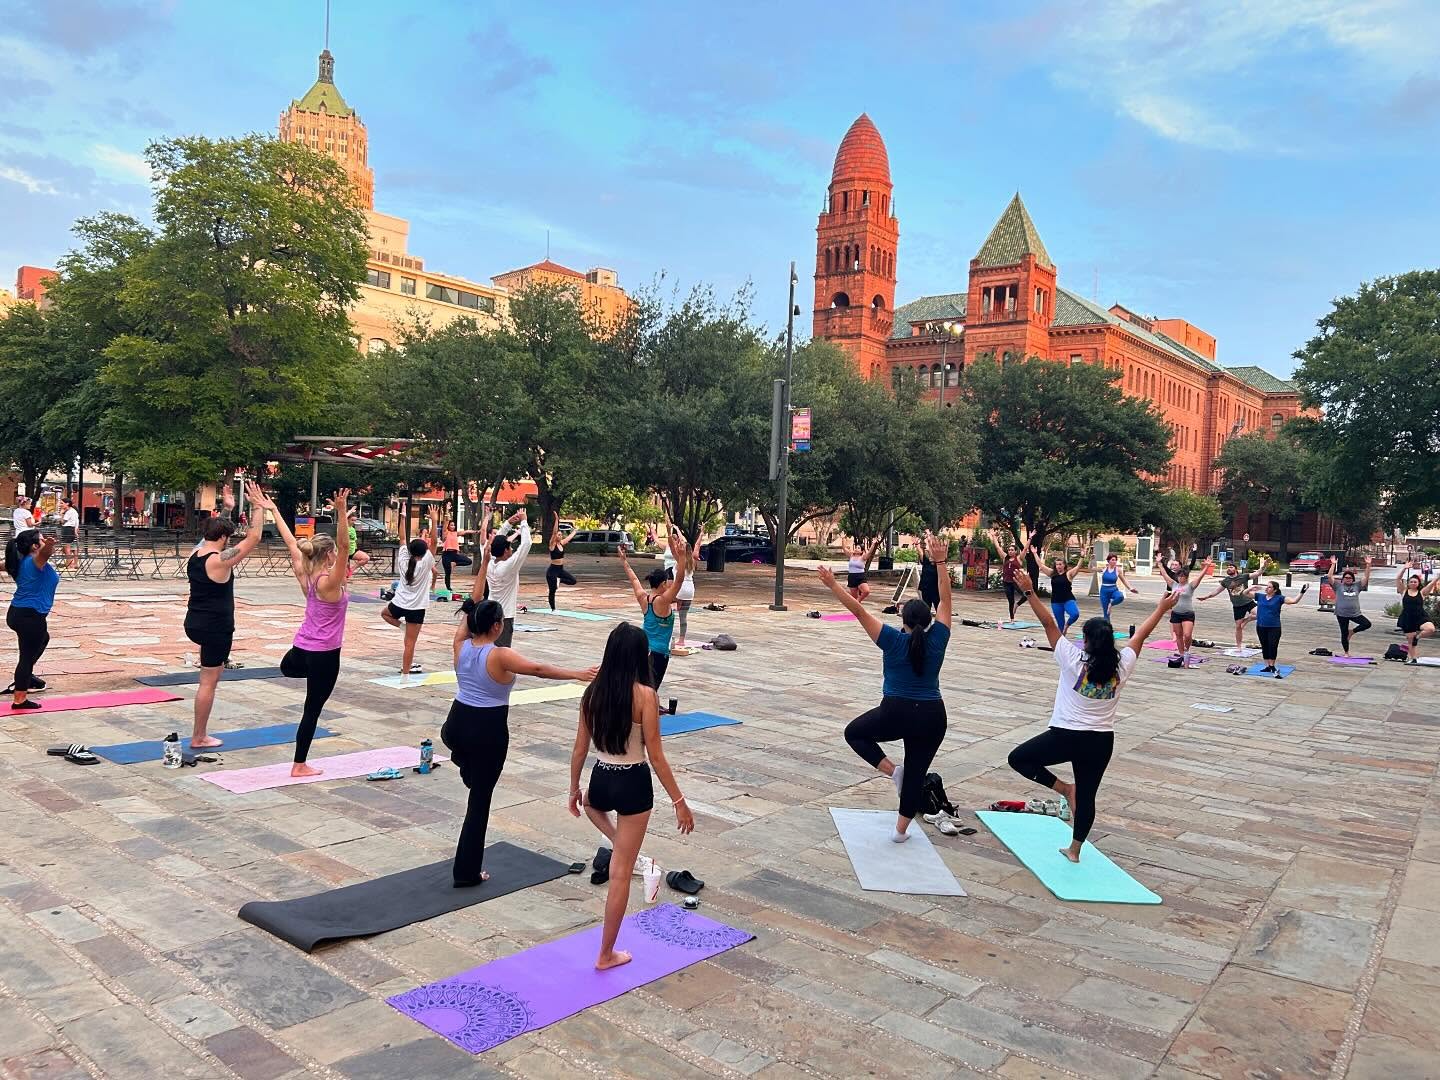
791,408,811,452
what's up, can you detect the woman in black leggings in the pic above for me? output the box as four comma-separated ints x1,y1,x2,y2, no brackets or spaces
819,533,953,841
1007,567,1176,862
5,530,58,708
545,523,577,610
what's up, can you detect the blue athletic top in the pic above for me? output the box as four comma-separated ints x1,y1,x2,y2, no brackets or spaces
1101,568,1119,588
644,600,675,656
12,555,59,614
455,641,513,708
877,622,951,700
1255,593,1285,628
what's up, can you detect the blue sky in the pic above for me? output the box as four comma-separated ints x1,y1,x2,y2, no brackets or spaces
2,0,1437,376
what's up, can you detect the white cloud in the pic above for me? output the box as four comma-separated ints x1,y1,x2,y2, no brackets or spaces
0,163,58,195
91,143,150,183
1118,94,1250,152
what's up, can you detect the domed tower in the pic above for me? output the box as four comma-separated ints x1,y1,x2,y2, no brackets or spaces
278,45,374,209
812,114,898,380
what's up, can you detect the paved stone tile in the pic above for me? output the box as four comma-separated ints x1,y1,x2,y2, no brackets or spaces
333,1036,507,1078
1346,1032,1440,1079
725,868,889,931
154,993,242,1040
866,916,1087,996
1165,967,1352,1078
1396,858,1440,913
0,1047,92,1080
870,1010,1008,1070
1381,905,1440,967
0,1000,57,1058
1234,907,1377,991
203,1025,300,1080
928,996,1154,1080
168,931,366,1028
60,1003,224,1079
31,979,123,1024
1269,851,1394,921
275,998,427,1064
1358,958,1440,1053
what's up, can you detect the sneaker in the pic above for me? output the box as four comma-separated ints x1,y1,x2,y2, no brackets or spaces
1405,658,1418,665
924,811,962,836
407,662,423,674
3,679,46,694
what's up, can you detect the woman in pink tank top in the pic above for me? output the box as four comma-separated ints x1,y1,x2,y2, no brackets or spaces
271,488,353,777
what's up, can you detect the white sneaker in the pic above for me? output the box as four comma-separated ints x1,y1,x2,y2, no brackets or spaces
924,812,962,836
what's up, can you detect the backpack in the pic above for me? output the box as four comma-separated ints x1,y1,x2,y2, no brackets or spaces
712,634,737,651
922,772,958,817
1384,643,1408,662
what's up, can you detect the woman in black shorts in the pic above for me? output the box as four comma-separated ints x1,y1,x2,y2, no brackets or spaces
381,538,436,675
568,622,693,971
1395,561,1440,664
185,482,270,748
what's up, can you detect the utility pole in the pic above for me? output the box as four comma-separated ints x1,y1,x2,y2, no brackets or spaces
770,261,798,610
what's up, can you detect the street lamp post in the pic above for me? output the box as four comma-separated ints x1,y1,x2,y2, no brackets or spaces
932,321,961,530
770,261,799,611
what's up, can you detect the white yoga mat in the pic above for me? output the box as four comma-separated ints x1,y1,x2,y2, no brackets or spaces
829,808,967,896
1222,647,1260,657
1191,703,1234,713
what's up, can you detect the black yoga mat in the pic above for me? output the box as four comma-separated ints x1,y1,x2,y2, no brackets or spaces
136,666,287,687
238,842,570,952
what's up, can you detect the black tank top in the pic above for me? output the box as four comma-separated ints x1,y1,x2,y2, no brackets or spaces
1049,571,1075,604
186,552,234,631
1402,591,1424,620
550,545,564,560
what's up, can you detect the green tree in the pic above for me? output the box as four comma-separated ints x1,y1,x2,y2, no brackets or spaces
96,135,368,503
0,304,66,497
1212,430,1312,562
1149,488,1224,558
959,354,1172,558
1291,270,1440,531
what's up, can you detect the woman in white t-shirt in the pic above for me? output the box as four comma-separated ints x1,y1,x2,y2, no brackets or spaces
382,538,437,674
1007,567,1178,863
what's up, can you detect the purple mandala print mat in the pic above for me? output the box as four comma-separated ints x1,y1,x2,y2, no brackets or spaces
386,903,753,1053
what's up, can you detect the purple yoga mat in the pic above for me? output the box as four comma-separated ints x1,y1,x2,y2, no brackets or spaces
1329,656,1374,665
387,904,752,1054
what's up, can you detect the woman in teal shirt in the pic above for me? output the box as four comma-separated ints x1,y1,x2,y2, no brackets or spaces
6,529,59,709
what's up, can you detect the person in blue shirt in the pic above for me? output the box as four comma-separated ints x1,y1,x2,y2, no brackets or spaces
819,532,952,843
5,529,59,709
1247,579,1308,673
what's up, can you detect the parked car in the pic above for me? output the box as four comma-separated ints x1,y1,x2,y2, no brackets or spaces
565,529,634,554
1288,551,1334,573
699,534,776,564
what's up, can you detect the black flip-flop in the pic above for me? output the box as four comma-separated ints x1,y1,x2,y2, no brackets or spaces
665,869,704,895
591,846,612,885
47,743,98,765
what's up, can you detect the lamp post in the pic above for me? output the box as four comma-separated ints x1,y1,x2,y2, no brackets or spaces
770,261,799,611
932,320,961,531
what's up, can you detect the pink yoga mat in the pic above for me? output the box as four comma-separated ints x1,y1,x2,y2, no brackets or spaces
389,904,752,1054
1143,640,1180,650
820,612,858,622
199,746,451,793
0,687,181,715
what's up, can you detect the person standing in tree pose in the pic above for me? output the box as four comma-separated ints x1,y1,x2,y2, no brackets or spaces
439,520,472,593
660,504,698,642
568,621,693,970
1007,567,1177,862
1097,552,1138,621
186,481,272,748
381,537,437,675
617,529,687,693
485,510,532,648
345,509,371,577
846,538,882,603
1332,557,1374,657
270,488,353,777
1034,543,1086,635
1198,556,1267,649
1158,556,1213,666
545,521,577,611
5,529,57,708
996,538,1023,620
1248,579,1309,674
445,537,594,886
819,533,953,843
1396,561,1440,664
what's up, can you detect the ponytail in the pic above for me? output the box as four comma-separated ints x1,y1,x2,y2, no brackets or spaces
900,598,933,676
5,529,39,578
403,538,427,586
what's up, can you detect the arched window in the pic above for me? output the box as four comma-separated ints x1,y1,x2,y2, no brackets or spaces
1271,412,1283,431
917,364,929,385
945,362,959,387
871,294,885,310
891,366,902,390
366,337,389,354
882,194,889,215
824,249,831,273
831,292,850,308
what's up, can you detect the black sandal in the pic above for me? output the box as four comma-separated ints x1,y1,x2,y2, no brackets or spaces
665,869,704,895
47,743,98,765
590,846,612,885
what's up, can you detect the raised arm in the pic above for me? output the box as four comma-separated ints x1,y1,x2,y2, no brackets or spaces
1361,556,1372,589
30,534,56,572
617,548,648,610
656,530,688,603
467,506,494,602
1397,563,1411,593
928,532,953,629
818,564,884,642
864,538,882,567
1067,554,1087,580
1250,556,1268,583
639,690,694,835
1013,567,1063,649
1127,590,1180,652
315,488,351,600
1197,581,1228,601
1186,558,1214,590
218,481,270,568
1285,584,1310,606
266,497,308,581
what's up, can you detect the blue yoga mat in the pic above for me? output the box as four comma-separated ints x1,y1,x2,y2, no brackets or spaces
661,712,741,737
976,810,1161,904
1243,663,1295,678
90,724,336,765
538,609,613,622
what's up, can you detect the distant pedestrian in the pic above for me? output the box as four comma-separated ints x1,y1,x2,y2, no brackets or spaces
60,497,80,572
11,496,34,535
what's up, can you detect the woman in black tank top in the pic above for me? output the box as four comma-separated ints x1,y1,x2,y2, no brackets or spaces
1396,562,1439,664
546,523,577,611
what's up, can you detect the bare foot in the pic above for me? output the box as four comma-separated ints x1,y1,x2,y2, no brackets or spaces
191,736,223,749
595,949,632,970
1059,846,1081,863
291,763,323,778
1054,780,1077,822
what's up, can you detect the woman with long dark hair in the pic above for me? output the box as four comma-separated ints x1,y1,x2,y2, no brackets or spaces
545,521,577,611
444,561,594,886
1332,557,1373,657
1007,567,1177,862
1394,561,1438,664
439,520,472,592
568,622,694,969
5,529,58,709
617,529,687,691
382,536,437,675
819,533,953,841
1033,543,1086,635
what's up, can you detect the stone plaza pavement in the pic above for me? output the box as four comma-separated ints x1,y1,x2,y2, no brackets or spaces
1,558,1437,1079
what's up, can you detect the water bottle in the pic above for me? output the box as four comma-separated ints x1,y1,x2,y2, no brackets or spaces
418,738,433,775
162,732,182,770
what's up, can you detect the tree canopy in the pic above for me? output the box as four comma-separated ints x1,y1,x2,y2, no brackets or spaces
1212,429,1312,561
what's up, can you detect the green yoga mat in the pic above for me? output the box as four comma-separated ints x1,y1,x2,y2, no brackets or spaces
977,811,1161,905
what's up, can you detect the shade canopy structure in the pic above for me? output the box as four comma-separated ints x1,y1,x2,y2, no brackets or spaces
274,436,443,510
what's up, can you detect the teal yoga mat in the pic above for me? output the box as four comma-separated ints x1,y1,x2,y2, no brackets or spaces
537,609,613,622
661,712,741,737
976,810,1161,905
1001,620,1042,630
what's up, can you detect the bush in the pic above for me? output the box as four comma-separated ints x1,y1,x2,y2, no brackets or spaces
1384,597,1440,620
1103,536,1129,558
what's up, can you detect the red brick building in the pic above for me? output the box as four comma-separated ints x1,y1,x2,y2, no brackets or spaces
812,116,1307,499
15,266,56,306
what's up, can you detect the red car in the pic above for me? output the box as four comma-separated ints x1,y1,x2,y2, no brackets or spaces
1289,551,1330,574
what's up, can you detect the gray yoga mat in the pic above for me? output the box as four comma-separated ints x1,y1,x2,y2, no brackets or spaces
136,666,287,687
829,808,967,896
238,842,570,952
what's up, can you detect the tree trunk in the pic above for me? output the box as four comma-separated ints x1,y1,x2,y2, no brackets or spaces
1278,518,1295,564
112,470,123,531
